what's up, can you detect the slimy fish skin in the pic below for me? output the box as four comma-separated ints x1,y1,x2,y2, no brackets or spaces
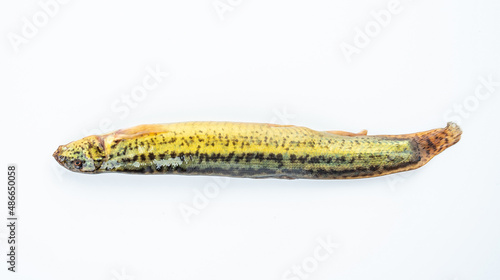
53,122,461,179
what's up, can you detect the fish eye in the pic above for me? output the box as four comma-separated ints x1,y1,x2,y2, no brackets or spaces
74,160,83,169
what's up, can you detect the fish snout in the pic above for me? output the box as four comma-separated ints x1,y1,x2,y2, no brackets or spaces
53,146,66,164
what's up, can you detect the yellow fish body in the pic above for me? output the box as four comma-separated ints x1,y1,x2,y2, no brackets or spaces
53,122,461,179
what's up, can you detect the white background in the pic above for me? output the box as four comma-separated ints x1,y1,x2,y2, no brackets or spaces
1,0,500,279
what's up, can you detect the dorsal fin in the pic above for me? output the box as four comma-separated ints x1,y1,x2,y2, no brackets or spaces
266,124,298,128
324,129,368,137
113,124,169,140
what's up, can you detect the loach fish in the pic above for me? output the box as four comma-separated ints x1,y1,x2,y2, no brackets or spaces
53,122,461,179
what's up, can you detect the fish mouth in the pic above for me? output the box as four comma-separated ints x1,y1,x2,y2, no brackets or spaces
53,146,65,165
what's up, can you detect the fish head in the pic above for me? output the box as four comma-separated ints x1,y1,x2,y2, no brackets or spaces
53,135,105,173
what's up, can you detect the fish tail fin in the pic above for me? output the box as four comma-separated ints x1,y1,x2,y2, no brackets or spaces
414,122,462,162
